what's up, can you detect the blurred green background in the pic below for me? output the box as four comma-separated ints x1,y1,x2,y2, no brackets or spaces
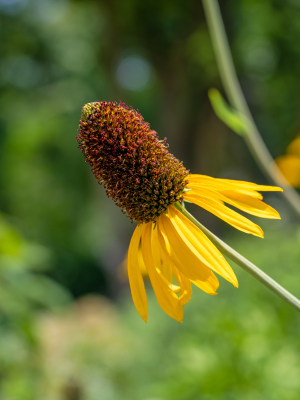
0,0,300,399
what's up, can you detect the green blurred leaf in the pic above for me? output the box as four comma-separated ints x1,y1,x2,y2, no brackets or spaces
0,215,52,271
208,88,248,135
3,270,72,310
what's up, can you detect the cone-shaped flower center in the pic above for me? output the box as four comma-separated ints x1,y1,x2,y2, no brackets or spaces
77,101,189,223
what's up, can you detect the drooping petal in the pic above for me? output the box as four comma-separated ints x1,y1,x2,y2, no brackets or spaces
152,226,192,305
156,220,219,296
141,223,184,322
173,266,193,305
192,274,219,295
158,214,213,282
127,224,148,322
218,191,281,219
186,175,282,205
168,206,238,287
154,252,173,284
184,191,264,237
186,178,281,220
150,226,179,291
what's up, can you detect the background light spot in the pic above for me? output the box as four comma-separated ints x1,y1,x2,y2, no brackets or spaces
116,55,152,91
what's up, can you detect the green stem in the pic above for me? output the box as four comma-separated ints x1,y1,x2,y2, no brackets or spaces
175,203,300,312
202,0,300,218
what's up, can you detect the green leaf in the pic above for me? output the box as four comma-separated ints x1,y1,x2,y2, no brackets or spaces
208,88,248,136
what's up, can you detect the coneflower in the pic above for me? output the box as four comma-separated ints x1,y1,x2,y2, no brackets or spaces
77,101,282,322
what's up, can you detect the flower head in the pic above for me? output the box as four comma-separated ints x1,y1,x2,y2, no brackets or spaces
78,101,188,223
77,101,282,322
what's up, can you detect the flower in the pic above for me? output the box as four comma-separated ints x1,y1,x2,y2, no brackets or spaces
77,101,282,322
276,134,300,188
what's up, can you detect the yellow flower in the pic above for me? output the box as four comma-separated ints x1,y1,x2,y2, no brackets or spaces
77,101,282,322
276,134,300,188
128,174,282,322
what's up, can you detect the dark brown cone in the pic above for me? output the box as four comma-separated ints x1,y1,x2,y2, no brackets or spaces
77,101,188,223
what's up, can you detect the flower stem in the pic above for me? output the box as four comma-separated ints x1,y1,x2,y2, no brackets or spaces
202,0,300,218
175,203,300,312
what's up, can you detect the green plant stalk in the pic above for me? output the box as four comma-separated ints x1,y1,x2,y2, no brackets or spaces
202,0,300,217
175,202,300,312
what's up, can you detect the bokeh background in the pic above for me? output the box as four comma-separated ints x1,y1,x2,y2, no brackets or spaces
0,0,300,399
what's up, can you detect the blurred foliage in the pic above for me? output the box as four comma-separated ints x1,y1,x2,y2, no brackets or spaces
0,214,71,399
0,227,299,399
227,0,300,154
0,0,299,398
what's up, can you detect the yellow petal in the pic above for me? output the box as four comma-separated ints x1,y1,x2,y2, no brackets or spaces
173,266,193,305
151,227,179,289
155,253,173,284
156,214,219,296
187,181,264,200
219,190,281,219
152,226,193,305
184,191,264,238
157,215,223,296
141,223,184,322
158,214,213,282
186,183,281,220
168,206,238,287
127,224,148,322
192,272,219,295
187,174,283,192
